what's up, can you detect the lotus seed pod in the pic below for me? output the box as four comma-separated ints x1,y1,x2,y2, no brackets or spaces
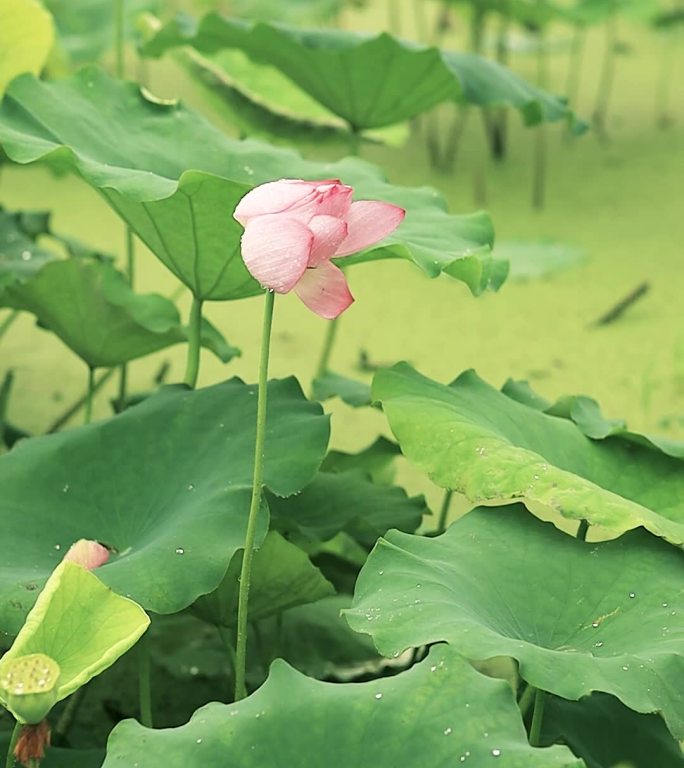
0,653,60,724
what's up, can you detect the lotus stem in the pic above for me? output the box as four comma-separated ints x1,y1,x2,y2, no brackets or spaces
441,106,470,174
655,32,676,128
84,367,95,424
593,13,618,139
47,369,114,432
314,318,340,381
138,631,154,727
53,688,86,744
5,720,20,768
435,489,454,535
387,0,402,35
576,519,589,541
532,27,548,210
184,296,204,388
563,24,586,141
529,688,546,746
518,682,535,716
234,289,275,701
413,0,429,41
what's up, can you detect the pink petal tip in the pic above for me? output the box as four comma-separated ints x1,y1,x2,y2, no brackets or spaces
63,539,110,570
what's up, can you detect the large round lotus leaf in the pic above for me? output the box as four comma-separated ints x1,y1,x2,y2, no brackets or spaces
372,363,684,544
102,645,582,768
141,14,581,131
0,377,329,638
347,506,684,738
0,0,54,95
0,68,499,299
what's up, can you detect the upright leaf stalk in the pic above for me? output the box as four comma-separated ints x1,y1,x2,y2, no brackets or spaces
234,289,275,700
184,297,204,388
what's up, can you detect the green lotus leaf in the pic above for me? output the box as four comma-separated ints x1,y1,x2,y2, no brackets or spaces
0,0,54,95
44,0,160,66
231,0,344,24
0,207,57,290
0,561,149,720
192,530,335,628
265,595,381,681
542,692,684,768
2,258,237,367
268,470,426,547
0,67,499,299
547,395,684,460
141,14,582,131
311,371,372,407
346,505,684,738
102,644,582,767
146,43,369,150
0,377,329,637
372,363,684,544
321,437,401,485
501,381,684,460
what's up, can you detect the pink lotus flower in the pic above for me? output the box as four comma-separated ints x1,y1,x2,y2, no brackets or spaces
62,539,110,570
234,179,405,319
